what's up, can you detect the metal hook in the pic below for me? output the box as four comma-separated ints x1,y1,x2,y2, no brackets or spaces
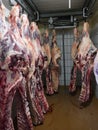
83,7,88,18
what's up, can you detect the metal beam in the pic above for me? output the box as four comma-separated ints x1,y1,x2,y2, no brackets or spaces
54,25,76,29
40,9,83,18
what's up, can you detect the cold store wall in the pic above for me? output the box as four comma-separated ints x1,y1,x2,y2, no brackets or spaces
49,29,74,86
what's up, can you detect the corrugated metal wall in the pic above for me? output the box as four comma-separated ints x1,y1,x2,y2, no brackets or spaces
53,29,74,87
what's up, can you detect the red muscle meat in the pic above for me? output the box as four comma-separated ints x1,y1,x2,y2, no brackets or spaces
69,27,80,93
20,14,44,125
69,22,97,107
42,30,54,95
30,22,49,115
0,5,33,130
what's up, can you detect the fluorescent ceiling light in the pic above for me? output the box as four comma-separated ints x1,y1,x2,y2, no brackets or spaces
69,0,71,9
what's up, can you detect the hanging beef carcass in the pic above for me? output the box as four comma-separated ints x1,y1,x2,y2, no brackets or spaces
0,4,33,130
30,22,49,114
20,14,44,125
71,28,80,61
51,30,61,93
42,30,54,95
69,27,81,93
70,22,97,107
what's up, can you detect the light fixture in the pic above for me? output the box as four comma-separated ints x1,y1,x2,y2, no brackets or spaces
69,0,71,9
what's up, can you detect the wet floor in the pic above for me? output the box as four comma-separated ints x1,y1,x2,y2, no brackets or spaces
34,86,98,130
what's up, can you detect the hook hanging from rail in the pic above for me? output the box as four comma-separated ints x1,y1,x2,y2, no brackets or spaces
83,7,88,17
83,7,88,20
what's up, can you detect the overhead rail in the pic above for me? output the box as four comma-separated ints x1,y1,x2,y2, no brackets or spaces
25,0,39,21
13,0,97,28
40,9,83,18
15,0,39,20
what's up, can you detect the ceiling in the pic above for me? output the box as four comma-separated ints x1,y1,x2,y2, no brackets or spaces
32,0,85,13
3,0,98,28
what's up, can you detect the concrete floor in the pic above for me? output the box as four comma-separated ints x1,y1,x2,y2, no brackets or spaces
34,86,98,130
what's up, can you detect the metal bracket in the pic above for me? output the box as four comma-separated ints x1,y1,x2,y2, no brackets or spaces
35,11,39,21
83,7,88,18
48,17,53,25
